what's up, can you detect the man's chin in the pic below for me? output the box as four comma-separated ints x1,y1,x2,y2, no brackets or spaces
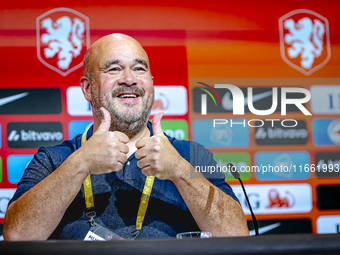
109,113,149,138
112,112,146,124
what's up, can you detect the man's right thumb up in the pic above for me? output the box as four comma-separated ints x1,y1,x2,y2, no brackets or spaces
97,107,111,132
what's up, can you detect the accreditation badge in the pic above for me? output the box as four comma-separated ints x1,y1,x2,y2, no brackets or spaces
84,220,124,241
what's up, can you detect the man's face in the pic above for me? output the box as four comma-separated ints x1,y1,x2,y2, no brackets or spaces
90,37,154,136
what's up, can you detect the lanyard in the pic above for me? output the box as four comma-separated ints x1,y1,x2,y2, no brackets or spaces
81,129,154,237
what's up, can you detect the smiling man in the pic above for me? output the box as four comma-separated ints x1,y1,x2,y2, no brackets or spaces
4,34,248,240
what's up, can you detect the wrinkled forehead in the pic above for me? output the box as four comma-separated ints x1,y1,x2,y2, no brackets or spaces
91,36,149,70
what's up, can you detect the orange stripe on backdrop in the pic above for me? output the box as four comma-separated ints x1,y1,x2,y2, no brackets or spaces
1,0,340,31
188,64,340,78
187,39,340,78
0,31,186,47
0,6,261,31
187,40,279,65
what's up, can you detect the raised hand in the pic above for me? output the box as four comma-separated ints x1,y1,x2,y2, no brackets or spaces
135,112,186,180
81,107,129,175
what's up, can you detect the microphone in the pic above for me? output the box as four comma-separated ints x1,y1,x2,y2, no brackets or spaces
228,163,259,236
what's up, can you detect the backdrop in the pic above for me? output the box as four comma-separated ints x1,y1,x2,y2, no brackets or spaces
0,0,340,237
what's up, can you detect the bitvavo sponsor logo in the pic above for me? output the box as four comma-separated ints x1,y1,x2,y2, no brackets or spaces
255,120,307,145
7,155,34,184
313,119,340,146
255,151,310,180
8,130,62,141
231,184,312,215
192,119,249,148
197,82,311,128
7,122,63,148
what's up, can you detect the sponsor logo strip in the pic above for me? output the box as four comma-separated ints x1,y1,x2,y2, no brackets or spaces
68,121,93,139
151,86,188,116
231,184,312,214
192,119,249,148
7,122,63,148
317,216,340,234
213,153,251,180
311,86,340,114
67,87,92,116
255,151,310,180
0,89,61,114
0,189,16,218
315,152,340,178
313,119,340,146
7,155,34,184
255,120,307,145
317,185,340,210
247,219,311,235
161,120,188,140
67,85,188,116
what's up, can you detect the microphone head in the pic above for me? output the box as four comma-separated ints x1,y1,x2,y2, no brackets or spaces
228,163,240,179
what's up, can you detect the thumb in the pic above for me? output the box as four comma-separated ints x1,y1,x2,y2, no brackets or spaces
97,107,111,132
152,112,164,135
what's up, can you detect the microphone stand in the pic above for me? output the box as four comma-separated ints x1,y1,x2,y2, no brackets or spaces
228,163,259,236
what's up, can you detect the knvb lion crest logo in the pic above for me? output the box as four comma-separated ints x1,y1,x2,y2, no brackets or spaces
36,8,90,76
279,9,331,76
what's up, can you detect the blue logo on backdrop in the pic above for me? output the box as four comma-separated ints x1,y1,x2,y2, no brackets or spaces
313,119,340,146
192,119,249,148
255,151,310,180
68,121,93,139
7,155,34,184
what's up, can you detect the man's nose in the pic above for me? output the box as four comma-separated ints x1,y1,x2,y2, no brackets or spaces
117,69,137,86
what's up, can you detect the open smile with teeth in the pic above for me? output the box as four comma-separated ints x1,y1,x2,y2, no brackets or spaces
117,94,139,98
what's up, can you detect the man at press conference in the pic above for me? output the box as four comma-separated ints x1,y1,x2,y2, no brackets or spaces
3,33,249,240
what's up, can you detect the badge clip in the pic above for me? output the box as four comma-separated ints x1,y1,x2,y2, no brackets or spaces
132,228,140,240
86,211,97,227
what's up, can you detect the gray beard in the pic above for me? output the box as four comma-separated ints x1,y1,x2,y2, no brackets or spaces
91,87,154,138
107,99,152,138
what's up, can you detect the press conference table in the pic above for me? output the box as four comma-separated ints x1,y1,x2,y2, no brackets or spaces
1,233,340,255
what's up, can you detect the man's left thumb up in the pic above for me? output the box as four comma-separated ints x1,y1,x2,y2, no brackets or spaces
152,112,164,135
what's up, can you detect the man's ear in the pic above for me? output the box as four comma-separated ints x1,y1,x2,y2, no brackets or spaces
80,76,92,102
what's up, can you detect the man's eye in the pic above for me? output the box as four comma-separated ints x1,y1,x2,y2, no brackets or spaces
109,67,120,71
135,67,146,71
